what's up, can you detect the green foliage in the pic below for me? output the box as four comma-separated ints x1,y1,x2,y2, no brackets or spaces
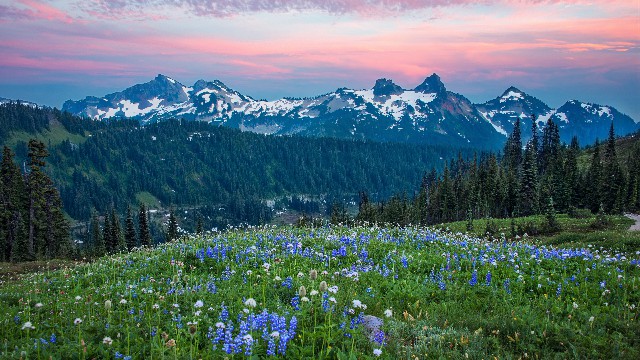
2,103,471,229
484,218,500,237
354,117,640,229
0,142,69,262
138,204,151,247
543,196,561,234
1,226,638,359
124,206,137,251
591,205,611,230
165,208,179,242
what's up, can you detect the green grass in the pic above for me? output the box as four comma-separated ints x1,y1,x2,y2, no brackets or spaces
5,123,87,148
436,213,640,252
1,225,638,359
134,191,162,209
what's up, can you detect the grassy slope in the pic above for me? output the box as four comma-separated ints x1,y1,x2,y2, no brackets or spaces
5,122,87,149
1,222,638,359
435,213,640,252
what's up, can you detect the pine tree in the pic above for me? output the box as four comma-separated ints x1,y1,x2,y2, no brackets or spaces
439,165,456,222
520,140,538,216
503,118,522,171
125,205,137,251
330,202,348,225
166,208,179,242
102,212,113,253
565,137,580,208
530,114,539,162
90,211,104,257
356,191,374,224
27,139,48,260
0,146,27,262
544,192,560,233
465,206,474,232
111,208,126,252
138,203,152,247
540,119,560,175
586,140,603,214
502,120,523,218
601,123,624,214
43,184,70,258
196,213,204,235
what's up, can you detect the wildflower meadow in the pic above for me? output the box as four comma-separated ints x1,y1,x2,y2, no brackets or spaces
1,226,639,359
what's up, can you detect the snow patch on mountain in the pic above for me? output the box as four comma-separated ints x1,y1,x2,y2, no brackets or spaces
500,90,524,102
555,112,569,123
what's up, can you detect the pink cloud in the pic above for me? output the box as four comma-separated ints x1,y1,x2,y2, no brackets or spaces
76,0,613,18
0,54,131,73
0,0,76,23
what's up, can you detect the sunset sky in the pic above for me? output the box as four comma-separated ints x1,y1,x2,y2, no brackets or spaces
0,0,638,119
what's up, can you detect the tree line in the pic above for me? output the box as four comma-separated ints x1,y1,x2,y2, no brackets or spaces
1,103,468,226
78,203,182,258
0,141,70,261
350,116,640,228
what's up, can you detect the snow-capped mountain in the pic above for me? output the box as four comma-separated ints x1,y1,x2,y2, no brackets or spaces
0,97,39,108
62,74,638,148
62,74,504,148
476,87,553,138
548,100,639,145
476,88,639,145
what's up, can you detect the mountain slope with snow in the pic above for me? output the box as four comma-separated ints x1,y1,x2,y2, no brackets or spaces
476,87,639,145
62,75,638,148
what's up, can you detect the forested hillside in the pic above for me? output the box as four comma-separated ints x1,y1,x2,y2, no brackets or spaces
1,102,470,230
351,118,640,228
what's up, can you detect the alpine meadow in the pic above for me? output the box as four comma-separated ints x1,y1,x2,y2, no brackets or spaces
1,0,640,359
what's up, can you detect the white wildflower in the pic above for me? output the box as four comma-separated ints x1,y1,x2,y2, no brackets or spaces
244,298,257,308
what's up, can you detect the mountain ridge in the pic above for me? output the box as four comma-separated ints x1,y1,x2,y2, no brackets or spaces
53,74,640,148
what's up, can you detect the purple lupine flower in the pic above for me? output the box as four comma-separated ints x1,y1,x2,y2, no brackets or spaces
469,270,478,286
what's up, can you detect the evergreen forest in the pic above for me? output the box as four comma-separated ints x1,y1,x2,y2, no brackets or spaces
1,102,639,261
351,117,640,229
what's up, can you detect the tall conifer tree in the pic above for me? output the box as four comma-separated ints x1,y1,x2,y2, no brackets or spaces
602,123,624,213
520,140,538,216
138,203,152,247
586,140,603,213
91,211,104,256
166,208,179,242
1,146,27,262
125,205,137,250
27,140,48,260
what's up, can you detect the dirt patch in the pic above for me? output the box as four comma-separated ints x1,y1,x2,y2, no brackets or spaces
0,260,82,283
625,213,640,231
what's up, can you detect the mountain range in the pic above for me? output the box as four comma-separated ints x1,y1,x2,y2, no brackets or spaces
55,74,639,148
0,97,38,107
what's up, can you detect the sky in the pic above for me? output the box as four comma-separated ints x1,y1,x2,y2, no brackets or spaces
0,0,639,119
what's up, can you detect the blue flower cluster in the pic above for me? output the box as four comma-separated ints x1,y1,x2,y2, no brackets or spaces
207,307,297,356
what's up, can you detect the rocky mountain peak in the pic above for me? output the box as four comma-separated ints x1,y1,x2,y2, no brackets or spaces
372,78,403,97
